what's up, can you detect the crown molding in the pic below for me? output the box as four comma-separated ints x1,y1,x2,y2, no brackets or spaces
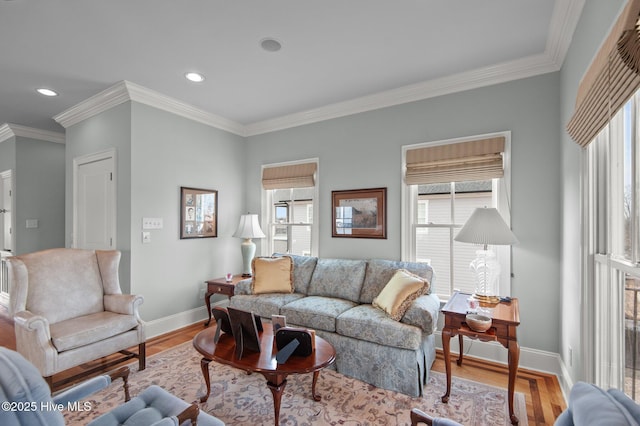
245,53,559,136
53,81,246,136
545,0,585,66
0,123,65,144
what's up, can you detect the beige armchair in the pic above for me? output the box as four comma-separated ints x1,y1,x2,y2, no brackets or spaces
7,248,146,389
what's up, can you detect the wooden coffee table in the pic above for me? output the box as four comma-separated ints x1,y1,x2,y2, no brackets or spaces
193,322,336,426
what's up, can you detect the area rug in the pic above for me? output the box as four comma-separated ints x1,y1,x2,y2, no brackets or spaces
64,341,528,426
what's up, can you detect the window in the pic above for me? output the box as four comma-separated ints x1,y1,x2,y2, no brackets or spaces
261,160,318,257
402,133,512,300
586,93,640,400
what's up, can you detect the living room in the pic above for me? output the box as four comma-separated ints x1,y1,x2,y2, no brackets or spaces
0,1,638,424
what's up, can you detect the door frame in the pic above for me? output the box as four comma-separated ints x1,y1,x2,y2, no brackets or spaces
72,149,117,249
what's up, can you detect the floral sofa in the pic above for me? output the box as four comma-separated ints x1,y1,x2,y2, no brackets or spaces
229,255,440,397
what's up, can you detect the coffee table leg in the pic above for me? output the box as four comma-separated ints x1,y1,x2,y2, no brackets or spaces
311,370,322,401
266,378,287,426
199,357,212,403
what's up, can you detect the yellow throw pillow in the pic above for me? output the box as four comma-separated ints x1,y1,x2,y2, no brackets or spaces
373,269,430,321
251,256,294,294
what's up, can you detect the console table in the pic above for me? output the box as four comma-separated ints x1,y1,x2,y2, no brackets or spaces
203,275,243,326
440,291,521,425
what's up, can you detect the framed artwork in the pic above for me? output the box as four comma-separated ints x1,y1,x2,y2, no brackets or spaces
180,186,217,239
331,187,386,239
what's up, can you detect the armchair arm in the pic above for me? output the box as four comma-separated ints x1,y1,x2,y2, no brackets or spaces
176,403,199,425
13,310,58,375
401,294,440,334
233,278,253,295
410,408,462,426
104,294,144,316
53,366,130,405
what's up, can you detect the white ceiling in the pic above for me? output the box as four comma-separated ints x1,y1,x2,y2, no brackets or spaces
0,0,583,136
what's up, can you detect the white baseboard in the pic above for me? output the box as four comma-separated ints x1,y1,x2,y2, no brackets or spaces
144,300,228,339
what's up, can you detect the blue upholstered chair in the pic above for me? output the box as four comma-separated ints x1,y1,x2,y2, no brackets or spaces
554,381,640,426
0,347,224,426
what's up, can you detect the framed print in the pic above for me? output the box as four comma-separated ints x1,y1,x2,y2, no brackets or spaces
332,187,386,239
180,186,217,239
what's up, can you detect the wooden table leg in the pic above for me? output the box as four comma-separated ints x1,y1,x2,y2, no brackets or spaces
441,328,452,403
456,333,464,366
507,340,520,425
311,370,322,401
199,357,212,403
265,377,287,426
203,292,213,326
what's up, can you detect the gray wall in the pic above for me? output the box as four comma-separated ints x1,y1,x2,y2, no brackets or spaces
14,137,65,254
560,0,626,383
129,103,245,321
0,135,65,255
246,72,562,353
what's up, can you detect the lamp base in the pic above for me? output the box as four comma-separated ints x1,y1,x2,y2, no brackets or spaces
473,293,501,305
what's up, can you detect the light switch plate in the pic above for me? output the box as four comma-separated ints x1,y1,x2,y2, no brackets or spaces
26,219,38,229
142,231,151,243
142,217,163,229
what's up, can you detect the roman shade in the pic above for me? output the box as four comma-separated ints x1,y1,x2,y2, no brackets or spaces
567,0,640,148
262,162,317,189
404,137,505,185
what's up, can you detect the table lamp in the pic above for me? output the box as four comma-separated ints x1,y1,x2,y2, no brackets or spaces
233,214,266,277
454,207,518,303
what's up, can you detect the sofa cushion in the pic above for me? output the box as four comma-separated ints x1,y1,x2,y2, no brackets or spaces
274,253,318,295
229,293,305,319
336,305,423,350
50,312,139,352
360,259,434,304
373,269,429,321
251,256,293,294
401,294,440,334
307,259,367,303
280,296,357,332
607,388,640,422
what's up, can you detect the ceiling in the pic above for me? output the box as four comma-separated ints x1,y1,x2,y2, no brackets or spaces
0,0,582,136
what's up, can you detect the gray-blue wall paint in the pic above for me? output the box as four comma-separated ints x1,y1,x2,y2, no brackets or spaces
246,72,562,353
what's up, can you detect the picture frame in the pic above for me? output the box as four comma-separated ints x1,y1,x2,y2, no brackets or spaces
331,187,386,239
180,186,218,239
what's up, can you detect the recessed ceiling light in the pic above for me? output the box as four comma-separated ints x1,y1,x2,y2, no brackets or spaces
260,38,282,52
185,72,205,83
36,88,58,97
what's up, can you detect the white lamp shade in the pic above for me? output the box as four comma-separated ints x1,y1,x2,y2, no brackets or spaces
454,207,518,246
233,214,265,239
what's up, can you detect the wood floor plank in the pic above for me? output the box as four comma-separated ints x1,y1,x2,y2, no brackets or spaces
1,305,565,424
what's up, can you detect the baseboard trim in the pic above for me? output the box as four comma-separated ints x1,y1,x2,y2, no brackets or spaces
144,300,228,339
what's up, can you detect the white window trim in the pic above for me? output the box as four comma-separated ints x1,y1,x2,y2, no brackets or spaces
401,131,512,298
260,158,319,257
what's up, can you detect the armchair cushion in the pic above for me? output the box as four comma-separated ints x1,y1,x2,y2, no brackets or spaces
50,312,139,352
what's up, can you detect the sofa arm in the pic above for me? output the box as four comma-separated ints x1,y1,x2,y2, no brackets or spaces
234,278,253,295
401,293,440,334
104,294,144,316
13,310,58,376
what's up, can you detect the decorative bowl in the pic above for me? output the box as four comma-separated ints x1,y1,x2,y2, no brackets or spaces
465,313,492,332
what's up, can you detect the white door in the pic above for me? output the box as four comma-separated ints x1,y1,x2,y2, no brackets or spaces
0,170,12,252
74,153,115,249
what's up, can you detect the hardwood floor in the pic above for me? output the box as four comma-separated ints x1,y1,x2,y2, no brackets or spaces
0,304,565,425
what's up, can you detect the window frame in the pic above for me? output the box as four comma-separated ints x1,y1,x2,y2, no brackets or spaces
261,158,319,257
401,131,512,300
